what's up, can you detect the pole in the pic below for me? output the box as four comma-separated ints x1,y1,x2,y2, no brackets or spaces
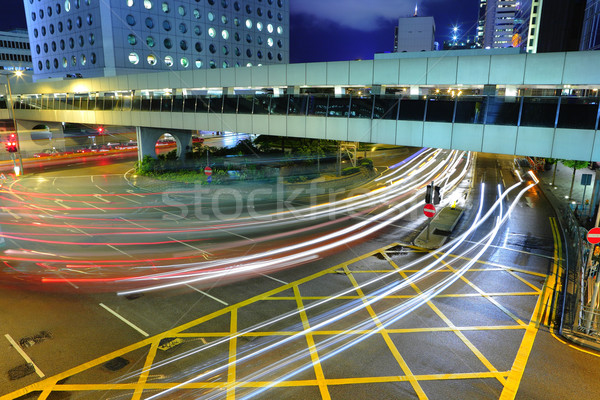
5,74,24,175
582,184,588,215
584,198,600,333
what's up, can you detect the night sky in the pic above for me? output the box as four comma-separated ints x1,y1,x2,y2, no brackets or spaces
3,0,479,63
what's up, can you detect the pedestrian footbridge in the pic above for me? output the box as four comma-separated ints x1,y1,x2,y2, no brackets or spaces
3,49,600,161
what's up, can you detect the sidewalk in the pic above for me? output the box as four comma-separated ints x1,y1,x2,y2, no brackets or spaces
535,160,600,351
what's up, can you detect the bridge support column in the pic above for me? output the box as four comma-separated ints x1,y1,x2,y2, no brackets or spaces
372,85,386,95
288,86,301,95
483,84,497,96
136,127,194,162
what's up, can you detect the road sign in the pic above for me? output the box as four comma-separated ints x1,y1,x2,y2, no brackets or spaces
423,203,436,218
588,227,600,244
581,173,593,186
207,175,212,183
204,166,212,176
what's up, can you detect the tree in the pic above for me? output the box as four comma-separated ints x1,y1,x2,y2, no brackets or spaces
561,159,590,199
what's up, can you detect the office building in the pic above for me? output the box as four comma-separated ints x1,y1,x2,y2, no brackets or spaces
580,0,600,50
394,16,435,53
476,0,487,47
22,0,290,81
0,30,33,72
483,0,530,49
526,0,585,53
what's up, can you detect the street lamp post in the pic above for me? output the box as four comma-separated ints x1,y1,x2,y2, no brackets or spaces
2,70,24,176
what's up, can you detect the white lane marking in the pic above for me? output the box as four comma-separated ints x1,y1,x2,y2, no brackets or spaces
185,284,229,305
4,334,45,378
99,303,149,337
95,184,108,193
107,244,134,258
118,195,141,204
56,188,71,196
119,217,151,230
261,274,288,285
93,194,111,203
54,200,72,209
153,208,181,218
219,228,253,241
82,202,107,212
127,189,146,198
68,225,92,237
2,207,21,220
167,237,212,259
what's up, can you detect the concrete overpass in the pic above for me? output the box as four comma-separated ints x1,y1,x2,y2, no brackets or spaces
3,49,600,161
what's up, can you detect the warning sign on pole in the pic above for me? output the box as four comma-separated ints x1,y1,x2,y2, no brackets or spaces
423,203,436,218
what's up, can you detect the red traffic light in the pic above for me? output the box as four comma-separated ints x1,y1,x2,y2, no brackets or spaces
5,134,18,153
97,127,105,134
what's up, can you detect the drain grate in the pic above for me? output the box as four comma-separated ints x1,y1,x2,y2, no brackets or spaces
104,357,129,371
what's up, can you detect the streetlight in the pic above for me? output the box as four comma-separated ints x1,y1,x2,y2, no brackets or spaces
1,70,24,176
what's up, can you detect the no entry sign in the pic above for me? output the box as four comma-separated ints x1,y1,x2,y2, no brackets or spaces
588,227,600,244
423,203,436,218
204,166,212,176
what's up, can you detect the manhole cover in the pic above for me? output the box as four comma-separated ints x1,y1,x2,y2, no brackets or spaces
104,357,129,371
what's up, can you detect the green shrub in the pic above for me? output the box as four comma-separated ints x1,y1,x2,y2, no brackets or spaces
341,166,361,176
360,158,374,170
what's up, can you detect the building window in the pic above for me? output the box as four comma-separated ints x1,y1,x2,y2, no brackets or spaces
246,34,252,43
195,42,202,52
144,0,153,10
209,60,216,69
164,55,173,67
65,0,71,12
163,20,171,31
89,33,95,44
222,15,228,24
39,9,44,19
257,50,262,59
181,57,189,68
71,55,77,66
58,22,63,32
56,3,61,14
41,26,46,36
49,24,55,34
128,34,137,45
35,44,40,54
87,14,93,25
43,43,48,53
146,17,154,28
81,54,86,65
148,54,157,65
129,52,139,64
162,2,169,12
91,52,96,64
69,38,74,48
76,16,82,28
34,29,38,38
54,58,59,68
127,0,134,6
60,39,65,50
246,4,251,14
194,26,201,36
208,27,216,37
234,47,240,56
195,59,203,68
180,40,187,50
222,60,229,68
178,5,185,16
221,0,228,8
126,15,135,26
222,29,229,39
147,36,155,47
51,41,56,51
222,45,229,55
246,19,252,29
47,6,53,17
246,48,252,57
267,37,273,47
209,44,216,53
208,12,215,21
193,9,200,19
267,24,273,33
164,38,172,48
179,23,187,33
62,57,67,68
257,22,263,31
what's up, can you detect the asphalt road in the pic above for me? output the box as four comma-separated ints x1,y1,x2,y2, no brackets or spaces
0,150,599,400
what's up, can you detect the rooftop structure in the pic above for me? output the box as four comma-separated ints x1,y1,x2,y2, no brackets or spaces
394,15,435,53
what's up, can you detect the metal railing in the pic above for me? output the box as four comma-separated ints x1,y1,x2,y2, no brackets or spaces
10,94,600,130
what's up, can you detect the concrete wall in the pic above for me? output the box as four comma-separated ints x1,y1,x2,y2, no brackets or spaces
11,50,600,95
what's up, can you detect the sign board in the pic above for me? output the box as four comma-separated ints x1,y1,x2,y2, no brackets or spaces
207,175,212,183
423,203,436,218
588,227,600,244
581,173,593,186
204,166,212,176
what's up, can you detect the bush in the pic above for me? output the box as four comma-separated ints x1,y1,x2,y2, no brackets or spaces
360,158,374,170
341,166,361,176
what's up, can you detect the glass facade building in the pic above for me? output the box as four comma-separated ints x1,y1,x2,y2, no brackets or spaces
580,0,600,50
22,0,289,81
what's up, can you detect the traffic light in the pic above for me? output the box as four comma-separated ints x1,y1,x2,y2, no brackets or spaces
5,133,17,153
97,127,105,134
425,185,432,204
433,186,441,205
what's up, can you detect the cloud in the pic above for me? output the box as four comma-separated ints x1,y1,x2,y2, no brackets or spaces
290,0,438,31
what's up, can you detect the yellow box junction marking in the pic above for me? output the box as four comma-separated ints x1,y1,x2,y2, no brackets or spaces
1,239,553,400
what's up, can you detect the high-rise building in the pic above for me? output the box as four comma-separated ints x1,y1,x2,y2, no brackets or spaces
580,0,600,50
526,0,586,53
394,15,436,53
0,30,33,72
22,0,290,81
483,0,530,49
476,0,487,47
